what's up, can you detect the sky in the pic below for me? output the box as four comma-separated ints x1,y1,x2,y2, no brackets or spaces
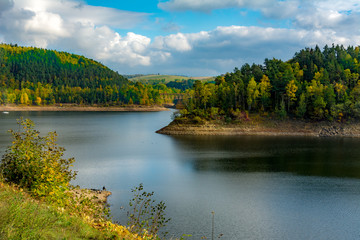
0,0,360,76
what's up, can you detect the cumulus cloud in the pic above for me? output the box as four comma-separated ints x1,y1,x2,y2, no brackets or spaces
158,0,360,27
0,0,360,76
157,0,360,51
0,0,14,15
158,0,275,12
153,33,192,52
293,0,360,33
261,0,299,19
0,0,153,67
141,24,359,76
157,0,302,19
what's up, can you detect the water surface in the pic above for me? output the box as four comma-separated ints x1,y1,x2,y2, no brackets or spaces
1,111,360,239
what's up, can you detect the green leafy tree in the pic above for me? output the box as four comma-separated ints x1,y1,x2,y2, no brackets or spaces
296,93,307,118
313,96,327,119
276,96,287,119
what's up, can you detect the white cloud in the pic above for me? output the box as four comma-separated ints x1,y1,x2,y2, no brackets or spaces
12,0,148,29
153,33,192,52
0,0,148,46
158,0,360,28
261,0,299,19
0,0,153,66
0,0,14,15
292,1,360,34
0,0,360,76
158,0,275,12
142,24,360,76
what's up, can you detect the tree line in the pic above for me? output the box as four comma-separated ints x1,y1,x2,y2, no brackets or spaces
180,45,360,121
0,44,180,106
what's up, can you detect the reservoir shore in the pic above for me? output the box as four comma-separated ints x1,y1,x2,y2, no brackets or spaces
157,119,360,137
4,104,360,138
0,104,170,112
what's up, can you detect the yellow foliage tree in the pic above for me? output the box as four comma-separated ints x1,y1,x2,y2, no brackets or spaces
258,75,272,110
20,91,29,105
334,82,346,101
285,80,298,111
35,97,42,106
247,77,259,111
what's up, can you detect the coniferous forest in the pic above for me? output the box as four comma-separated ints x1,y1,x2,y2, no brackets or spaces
3,43,360,122
0,44,181,106
179,45,360,121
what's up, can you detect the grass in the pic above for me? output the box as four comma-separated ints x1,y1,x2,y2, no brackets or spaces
0,181,114,240
0,180,161,240
0,119,169,240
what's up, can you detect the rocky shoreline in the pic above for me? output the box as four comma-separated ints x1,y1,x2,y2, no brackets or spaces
156,120,360,138
71,188,112,205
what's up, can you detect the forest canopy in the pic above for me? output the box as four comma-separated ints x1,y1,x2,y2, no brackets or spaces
179,45,360,121
0,44,180,106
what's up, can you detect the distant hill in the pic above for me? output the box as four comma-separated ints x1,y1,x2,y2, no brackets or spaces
130,74,214,83
0,43,129,89
0,44,180,106
128,74,214,91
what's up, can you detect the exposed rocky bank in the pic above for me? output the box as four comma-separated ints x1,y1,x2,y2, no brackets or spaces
157,120,360,138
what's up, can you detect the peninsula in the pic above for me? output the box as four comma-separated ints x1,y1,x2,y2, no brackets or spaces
158,45,360,137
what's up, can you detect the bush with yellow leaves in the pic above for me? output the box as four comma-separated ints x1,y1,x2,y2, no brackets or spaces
0,118,76,206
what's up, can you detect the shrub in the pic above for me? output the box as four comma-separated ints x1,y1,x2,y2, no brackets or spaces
128,183,171,238
192,116,205,124
0,118,76,206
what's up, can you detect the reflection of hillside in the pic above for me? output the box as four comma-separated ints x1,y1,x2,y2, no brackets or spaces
171,135,360,179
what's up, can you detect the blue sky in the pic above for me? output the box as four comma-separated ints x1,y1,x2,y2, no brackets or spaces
0,0,360,76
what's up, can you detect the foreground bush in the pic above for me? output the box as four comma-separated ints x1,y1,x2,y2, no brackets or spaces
0,119,177,240
0,118,76,206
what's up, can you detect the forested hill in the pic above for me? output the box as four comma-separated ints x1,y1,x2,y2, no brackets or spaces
0,44,180,106
0,44,128,89
180,45,360,121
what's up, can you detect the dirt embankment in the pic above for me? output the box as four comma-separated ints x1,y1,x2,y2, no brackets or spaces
71,188,112,205
156,120,360,137
0,104,170,112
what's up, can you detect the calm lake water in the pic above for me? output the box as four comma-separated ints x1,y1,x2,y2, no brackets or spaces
1,111,360,239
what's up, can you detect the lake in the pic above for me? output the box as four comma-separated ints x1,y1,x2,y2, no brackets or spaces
1,111,360,239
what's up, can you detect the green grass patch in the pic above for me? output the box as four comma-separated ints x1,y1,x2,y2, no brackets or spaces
0,182,113,240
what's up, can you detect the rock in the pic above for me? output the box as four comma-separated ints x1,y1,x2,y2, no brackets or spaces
319,126,344,137
71,188,112,205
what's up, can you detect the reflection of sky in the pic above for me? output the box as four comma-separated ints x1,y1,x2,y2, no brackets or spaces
2,112,360,239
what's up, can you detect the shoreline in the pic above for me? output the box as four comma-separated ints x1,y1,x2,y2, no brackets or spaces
71,188,112,205
0,104,170,112
156,120,360,138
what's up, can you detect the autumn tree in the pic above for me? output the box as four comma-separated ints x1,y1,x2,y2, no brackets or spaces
258,75,272,110
247,77,259,111
285,80,298,111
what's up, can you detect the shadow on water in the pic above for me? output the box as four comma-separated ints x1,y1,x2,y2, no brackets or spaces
170,135,360,179
3,112,360,239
